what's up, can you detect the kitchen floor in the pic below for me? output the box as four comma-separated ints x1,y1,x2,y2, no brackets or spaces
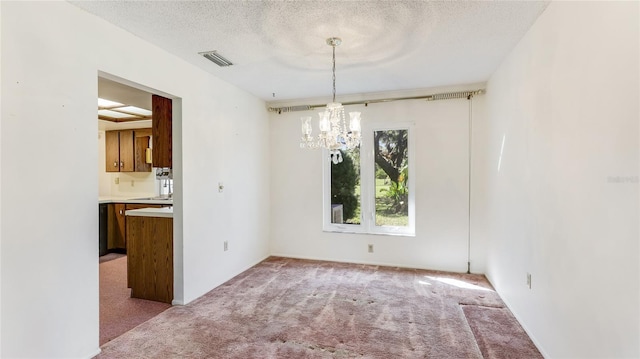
99,253,171,345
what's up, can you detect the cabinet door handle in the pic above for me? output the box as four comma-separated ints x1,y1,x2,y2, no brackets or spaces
113,162,118,167
119,209,123,215
120,161,124,167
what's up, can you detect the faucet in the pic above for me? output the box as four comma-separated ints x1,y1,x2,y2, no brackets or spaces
162,178,173,198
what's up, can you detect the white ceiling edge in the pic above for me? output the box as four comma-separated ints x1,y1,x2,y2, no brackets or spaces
266,82,487,109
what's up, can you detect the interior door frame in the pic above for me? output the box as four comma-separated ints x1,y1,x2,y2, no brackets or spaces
97,70,184,305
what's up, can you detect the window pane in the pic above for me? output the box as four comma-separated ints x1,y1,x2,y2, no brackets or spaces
374,129,409,227
330,148,361,224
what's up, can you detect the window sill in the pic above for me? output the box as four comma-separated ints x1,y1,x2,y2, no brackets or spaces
322,228,415,237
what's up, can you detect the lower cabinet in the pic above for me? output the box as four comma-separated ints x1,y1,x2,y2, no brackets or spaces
106,203,169,251
127,216,173,304
99,204,108,256
107,203,126,250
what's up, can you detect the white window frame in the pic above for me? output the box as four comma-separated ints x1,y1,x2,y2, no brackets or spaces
323,122,415,236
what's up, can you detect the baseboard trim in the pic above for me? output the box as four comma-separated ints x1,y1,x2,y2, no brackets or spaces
268,253,471,274
243,254,271,274
182,254,271,305
84,348,101,359
484,274,549,359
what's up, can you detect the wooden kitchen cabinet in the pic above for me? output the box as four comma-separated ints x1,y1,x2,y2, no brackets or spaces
152,94,172,168
105,131,121,173
107,203,126,250
134,134,152,173
105,129,151,173
125,203,169,211
107,203,169,251
125,203,170,288
127,215,173,304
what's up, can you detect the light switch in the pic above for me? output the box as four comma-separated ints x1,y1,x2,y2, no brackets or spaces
218,182,224,193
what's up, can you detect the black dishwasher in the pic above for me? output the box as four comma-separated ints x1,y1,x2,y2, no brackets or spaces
99,203,108,256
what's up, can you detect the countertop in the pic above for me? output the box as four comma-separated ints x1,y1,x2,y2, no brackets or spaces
99,196,173,205
125,207,173,218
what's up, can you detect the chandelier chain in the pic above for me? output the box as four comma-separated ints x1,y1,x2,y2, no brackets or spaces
332,44,336,103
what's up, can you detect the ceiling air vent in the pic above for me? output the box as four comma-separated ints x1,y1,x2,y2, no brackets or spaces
199,50,233,67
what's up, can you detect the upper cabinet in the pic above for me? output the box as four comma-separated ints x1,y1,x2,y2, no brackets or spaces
152,95,172,168
134,129,152,173
105,130,120,172
106,129,151,173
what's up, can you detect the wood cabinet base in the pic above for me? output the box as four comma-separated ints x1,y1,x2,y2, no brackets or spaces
107,203,126,250
127,216,173,304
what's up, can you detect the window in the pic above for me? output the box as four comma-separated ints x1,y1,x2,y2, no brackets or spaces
323,123,415,236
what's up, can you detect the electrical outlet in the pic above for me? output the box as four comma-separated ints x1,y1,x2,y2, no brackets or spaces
114,177,119,184
224,241,228,251
131,180,135,187
218,182,224,193
526,273,532,289
368,244,374,253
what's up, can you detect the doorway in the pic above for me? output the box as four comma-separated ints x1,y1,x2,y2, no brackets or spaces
96,72,182,345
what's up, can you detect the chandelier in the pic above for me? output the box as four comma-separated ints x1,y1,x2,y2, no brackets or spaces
300,37,362,164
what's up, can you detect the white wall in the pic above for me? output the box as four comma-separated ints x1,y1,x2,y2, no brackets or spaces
1,2,269,358
269,86,487,273
0,2,3,354
477,2,639,358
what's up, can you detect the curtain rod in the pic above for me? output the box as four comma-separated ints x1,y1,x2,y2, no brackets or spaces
268,89,485,114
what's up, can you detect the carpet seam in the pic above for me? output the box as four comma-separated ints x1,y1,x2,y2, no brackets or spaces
460,303,487,359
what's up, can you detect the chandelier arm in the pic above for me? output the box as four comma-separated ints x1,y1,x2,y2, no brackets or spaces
299,37,362,154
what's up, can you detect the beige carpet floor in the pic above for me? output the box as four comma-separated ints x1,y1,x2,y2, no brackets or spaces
97,256,541,358
100,254,171,345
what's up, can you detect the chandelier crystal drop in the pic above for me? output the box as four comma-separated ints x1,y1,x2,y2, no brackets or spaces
300,37,362,164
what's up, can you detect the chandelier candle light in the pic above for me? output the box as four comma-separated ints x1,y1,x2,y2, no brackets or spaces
300,37,362,164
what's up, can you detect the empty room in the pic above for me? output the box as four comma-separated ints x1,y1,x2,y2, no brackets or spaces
0,1,638,358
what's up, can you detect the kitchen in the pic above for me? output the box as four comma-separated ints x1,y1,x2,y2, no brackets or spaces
97,76,175,315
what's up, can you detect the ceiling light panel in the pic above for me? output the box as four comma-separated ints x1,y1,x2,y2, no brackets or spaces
98,109,137,119
199,51,233,67
116,106,152,116
98,98,124,108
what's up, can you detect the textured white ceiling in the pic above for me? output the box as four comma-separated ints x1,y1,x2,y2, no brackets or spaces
71,1,549,102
